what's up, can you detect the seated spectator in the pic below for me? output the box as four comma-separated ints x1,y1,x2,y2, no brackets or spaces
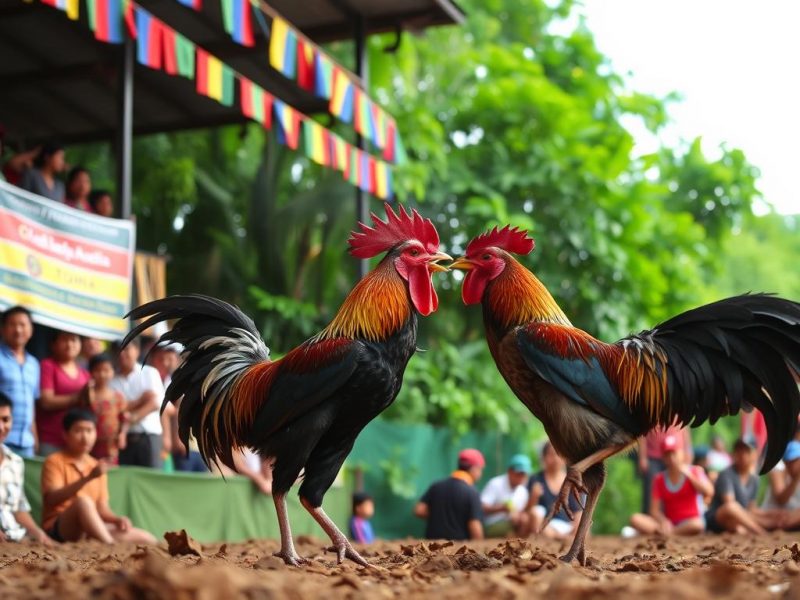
89,189,115,218
64,166,91,211
0,306,39,457
0,392,53,544
761,438,800,530
706,437,780,534
19,143,65,202
40,409,155,544
527,441,583,539
110,338,164,468
414,448,485,541
78,337,104,370
741,408,767,461
638,426,693,514
706,435,732,475
628,434,713,536
481,454,532,538
81,354,128,464
37,330,90,457
350,492,375,544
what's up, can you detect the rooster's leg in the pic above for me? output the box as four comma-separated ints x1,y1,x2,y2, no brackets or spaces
300,498,371,567
540,442,630,535
560,463,606,566
272,493,308,566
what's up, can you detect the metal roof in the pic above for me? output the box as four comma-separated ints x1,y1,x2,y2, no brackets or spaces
0,0,464,145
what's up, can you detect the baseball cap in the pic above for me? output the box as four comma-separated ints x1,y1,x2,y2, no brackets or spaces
784,440,800,463
458,448,486,468
661,435,680,453
508,454,532,474
157,341,184,354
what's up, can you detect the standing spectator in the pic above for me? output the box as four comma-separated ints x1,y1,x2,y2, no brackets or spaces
40,409,155,544
64,167,91,211
148,342,180,470
628,434,713,536
36,330,90,457
19,143,65,202
0,392,53,544
638,425,693,514
705,438,780,534
81,354,128,463
481,454,532,538
0,306,39,457
528,441,583,539
350,492,376,544
77,337,104,370
110,338,164,468
414,448,485,541
0,129,39,185
89,190,115,218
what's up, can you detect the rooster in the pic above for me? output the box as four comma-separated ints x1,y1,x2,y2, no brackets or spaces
451,226,800,565
122,204,450,566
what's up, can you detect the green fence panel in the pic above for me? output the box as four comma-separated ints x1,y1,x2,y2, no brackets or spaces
23,458,348,543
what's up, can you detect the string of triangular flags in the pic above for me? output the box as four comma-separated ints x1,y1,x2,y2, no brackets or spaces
170,0,404,164
36,0,395,199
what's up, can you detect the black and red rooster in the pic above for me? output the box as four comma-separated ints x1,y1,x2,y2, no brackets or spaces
452,225,800,565
122,204,450,566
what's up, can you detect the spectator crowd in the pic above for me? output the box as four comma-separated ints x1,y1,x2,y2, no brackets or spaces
409,403,800,543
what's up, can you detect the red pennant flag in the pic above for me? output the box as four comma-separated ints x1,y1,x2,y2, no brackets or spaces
296,39,315,91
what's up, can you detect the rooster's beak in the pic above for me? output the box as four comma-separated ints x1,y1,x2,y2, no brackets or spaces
428,252,453,272
449,257,474,271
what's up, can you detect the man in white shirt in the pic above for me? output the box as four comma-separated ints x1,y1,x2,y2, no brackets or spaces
480,454,532,538
111,338,164,468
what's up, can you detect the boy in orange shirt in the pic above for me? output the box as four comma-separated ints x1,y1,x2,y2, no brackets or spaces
40,408,155,544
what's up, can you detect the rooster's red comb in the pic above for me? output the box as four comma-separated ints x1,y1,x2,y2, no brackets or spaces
466,225,535,256
348,203,440,258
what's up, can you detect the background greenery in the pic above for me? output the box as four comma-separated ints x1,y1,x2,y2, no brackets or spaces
68,0,799,534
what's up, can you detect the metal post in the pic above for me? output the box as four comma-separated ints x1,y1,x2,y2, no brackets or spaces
117,36,134,219
354,14,369,278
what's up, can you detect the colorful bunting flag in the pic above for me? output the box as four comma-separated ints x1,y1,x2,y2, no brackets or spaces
135,8,163,70
86,0,123,43
221,0,254,47
383,119,397,162
269,17,297,78
329,67,354,124
273,100,301,149
162,29,196,78
41,0,79,20
240,77,273,128
296,39,315,91
374,160,390,199
196,48,235,106
353,89,378,146
302,120,331,166
176,0,202,10
314,53,333,100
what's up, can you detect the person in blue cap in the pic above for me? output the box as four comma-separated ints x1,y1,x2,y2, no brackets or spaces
480,453,532,537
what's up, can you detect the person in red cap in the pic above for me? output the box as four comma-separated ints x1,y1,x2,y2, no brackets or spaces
413,448,485,540
628,434,713,536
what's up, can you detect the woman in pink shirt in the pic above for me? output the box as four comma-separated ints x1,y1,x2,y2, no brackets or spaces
36,331,90,456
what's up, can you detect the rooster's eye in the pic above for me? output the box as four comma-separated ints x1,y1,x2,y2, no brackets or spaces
410,249,420,256
482,254,491,260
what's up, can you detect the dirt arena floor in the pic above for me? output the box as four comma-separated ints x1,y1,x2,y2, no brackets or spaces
3,530,800,599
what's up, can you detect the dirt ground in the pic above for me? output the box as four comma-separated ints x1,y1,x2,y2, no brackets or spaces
2,531,800,599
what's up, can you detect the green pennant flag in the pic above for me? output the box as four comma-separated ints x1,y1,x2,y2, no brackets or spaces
220,63,235,107
175,32,195,79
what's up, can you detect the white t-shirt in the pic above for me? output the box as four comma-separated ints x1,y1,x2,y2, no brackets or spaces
762,460,800,510
111,363,165,435
480,473,530,525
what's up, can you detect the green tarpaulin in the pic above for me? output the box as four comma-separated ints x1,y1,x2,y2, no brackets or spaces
22,458,349,543
350,418,527,539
